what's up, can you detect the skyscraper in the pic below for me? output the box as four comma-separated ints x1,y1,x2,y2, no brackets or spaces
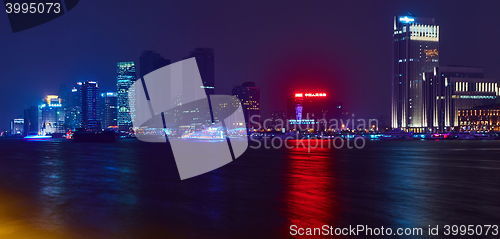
117,61,136,132
392,16,439,132
58,84,69,106
70,82,82,107
188,48,214,96
81,81,100,130
139,50,171,78
232,82,260,128
39,95,65,134
65,82,83,130
171,48,215,126
24,105,39,135
100,92,118,130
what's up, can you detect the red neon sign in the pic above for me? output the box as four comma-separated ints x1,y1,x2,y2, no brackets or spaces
295,93,327,97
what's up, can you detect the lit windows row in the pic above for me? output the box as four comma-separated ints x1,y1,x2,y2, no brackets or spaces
458,110,500,116
455,82,469,92
475,82,498,93
398,58,437,63
452,95,496,99
409,24,439,38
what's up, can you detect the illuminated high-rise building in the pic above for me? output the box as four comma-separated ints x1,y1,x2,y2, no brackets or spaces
392,16,439,132
69,82,82,107
232,82,261,128
81,81,100,130
100,92,118,130
173,48,215,127
188,48,214,95
117,61,136,131
39,95,65,135
65,82,83,130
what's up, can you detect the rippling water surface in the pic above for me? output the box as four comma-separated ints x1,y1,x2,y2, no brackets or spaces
0,139,499,238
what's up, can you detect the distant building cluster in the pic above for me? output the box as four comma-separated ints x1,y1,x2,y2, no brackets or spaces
8,15,500,136
12,48,266,136
392,16,500,133
22,81,120,136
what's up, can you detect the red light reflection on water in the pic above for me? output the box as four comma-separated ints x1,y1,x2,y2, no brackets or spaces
283,141,338,235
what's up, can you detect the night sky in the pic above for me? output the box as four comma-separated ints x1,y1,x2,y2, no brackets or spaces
1,0,500,130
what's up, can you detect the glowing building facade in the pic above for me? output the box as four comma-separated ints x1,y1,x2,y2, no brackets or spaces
10,118,24,135
392,16,439,131
458,105,500,132
81,81,100,130
232,82,260,128
117,61,136,131
100,92,118,130
39,95,65,135
424,66,497,131
287,93,342,127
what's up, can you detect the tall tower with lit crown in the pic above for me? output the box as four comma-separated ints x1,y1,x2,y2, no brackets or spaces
117,61,136,131
392,16,439,132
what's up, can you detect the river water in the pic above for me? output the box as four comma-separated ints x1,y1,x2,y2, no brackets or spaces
0,139,499,238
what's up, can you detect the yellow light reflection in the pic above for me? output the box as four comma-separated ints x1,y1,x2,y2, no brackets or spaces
0,188,70,239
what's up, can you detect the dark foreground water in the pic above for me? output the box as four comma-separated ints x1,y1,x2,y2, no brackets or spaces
0,139,499,238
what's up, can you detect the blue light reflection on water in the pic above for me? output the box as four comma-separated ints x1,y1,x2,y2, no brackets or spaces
0,139,499,238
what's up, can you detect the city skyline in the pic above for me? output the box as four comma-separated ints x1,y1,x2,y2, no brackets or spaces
5,37,500,134
2,1,500,130
5,52,500,134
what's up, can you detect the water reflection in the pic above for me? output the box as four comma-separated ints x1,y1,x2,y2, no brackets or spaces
37,141,67,232
284,141,338,229
31,141,142,237
0,139,499,238
382,144,431,231
202,172,225,223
